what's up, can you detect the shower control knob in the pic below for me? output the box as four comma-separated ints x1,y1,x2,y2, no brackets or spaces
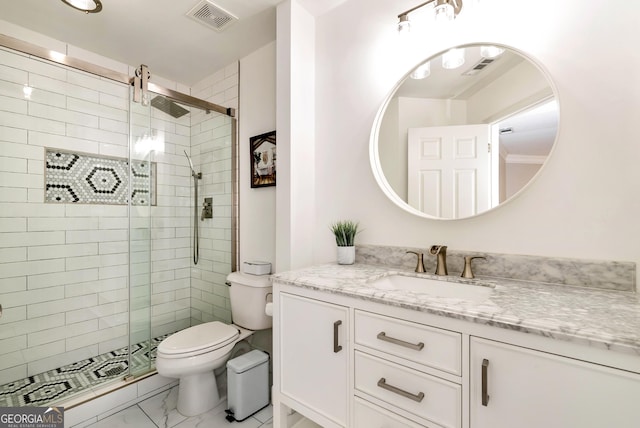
202,197,213,220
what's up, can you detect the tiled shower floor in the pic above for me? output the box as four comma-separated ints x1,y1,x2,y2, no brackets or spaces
0,334,169,407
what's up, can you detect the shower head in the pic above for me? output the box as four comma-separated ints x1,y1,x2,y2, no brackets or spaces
151,96,190,118
183,150,199,178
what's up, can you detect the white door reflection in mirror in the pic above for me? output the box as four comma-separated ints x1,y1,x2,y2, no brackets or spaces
408,124,490,219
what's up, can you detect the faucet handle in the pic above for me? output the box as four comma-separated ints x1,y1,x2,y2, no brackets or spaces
461,256,486,279
406,251,426,273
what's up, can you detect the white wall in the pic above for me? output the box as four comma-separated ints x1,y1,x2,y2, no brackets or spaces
276,1,316,272
289,0,640,270
238,42,277,268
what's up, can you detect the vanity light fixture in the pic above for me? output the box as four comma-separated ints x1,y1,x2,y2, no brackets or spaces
60,0,103,13
397,0,463,33
480,45,505,59
398,14,411,34
410,61,431,79
442,48,465,69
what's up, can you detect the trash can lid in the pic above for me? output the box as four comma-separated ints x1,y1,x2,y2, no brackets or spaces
226,349,269,374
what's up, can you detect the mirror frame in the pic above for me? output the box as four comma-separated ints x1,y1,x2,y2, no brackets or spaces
370,43,560,220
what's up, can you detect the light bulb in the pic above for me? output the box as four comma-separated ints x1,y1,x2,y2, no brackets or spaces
23,85,33,99
398,15,410,34
480,46,505,59
442,48,465,69
434,2,454,22
410,61,431,79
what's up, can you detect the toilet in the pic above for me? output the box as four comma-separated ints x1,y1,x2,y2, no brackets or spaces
156,271,272,416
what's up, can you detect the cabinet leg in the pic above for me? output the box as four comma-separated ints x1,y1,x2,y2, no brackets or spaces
273,398,293,428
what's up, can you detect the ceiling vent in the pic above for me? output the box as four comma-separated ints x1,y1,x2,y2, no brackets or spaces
186,0,238,32
462,58,497,76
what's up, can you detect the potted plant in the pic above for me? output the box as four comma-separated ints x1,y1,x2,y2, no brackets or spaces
330,220,359,265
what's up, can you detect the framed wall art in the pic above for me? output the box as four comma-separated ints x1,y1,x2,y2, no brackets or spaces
250,130,276,188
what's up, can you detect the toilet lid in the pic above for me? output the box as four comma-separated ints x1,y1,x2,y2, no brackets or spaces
158,322,239,356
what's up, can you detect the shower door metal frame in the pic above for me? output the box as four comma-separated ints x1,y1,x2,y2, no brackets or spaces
0,34,235,119
0,32,239,272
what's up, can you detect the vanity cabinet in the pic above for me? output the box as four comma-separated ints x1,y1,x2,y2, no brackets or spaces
273,282,640,428
470,337,640,428
278,293,349,427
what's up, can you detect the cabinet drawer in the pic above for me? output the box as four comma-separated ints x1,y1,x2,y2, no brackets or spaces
355,310,462,375
354,396,424,428
355,351,461,428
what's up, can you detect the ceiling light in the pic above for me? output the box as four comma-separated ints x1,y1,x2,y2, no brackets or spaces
410,61,431,79
442,48,465,69
60,0,102,13
396,0,465,32
480,45,505,59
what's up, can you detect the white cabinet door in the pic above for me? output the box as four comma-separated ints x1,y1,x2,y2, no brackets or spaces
279,293,349,427
470,337,640,428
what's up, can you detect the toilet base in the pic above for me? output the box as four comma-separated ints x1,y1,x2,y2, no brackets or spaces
176,371,221,417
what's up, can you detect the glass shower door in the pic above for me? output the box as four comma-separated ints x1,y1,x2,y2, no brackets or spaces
128,90,154,376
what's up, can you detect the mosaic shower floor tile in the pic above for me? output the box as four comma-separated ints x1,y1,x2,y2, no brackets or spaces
0,334,168,407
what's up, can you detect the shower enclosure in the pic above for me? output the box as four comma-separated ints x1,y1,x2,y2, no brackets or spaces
0,35,237,407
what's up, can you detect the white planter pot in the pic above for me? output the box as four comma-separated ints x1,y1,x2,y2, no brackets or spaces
337,246,355,265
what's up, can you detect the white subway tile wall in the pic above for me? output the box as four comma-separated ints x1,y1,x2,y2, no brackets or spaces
0,46,239,387
189,62,238,326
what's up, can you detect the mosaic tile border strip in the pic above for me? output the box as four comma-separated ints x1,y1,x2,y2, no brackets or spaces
45,149,156,206
0,335,168,407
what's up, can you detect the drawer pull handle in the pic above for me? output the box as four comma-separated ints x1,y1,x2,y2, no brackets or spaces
377,378,425,403
333,320,343,353
482,358,490,406
377,332,424,351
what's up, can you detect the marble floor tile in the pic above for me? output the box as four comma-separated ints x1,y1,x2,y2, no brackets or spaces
253,405,273,423
171,403,262,428
138,386,188,428
82,385,276,428
85,405,157,428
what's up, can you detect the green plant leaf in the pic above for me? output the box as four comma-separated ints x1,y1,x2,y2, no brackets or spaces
330,220,359,246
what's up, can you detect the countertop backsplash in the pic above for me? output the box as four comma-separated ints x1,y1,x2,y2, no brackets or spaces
356,244,636,292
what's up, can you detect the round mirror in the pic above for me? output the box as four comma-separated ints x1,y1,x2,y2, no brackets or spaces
370,43,559,220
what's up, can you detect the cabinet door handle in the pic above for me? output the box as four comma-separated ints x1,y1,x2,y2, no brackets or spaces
333,320,343,353
377,378,425,403
482,358,490,406
377,332,424,351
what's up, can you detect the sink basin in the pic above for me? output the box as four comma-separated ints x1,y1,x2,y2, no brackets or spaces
369,275,493,301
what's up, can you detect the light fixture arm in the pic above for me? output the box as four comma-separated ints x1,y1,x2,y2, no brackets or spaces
397,0,463,20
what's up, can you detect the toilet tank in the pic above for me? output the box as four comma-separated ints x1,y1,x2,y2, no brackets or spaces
227,272,273,330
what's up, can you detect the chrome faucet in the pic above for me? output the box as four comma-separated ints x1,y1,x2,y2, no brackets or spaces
429,245,448,275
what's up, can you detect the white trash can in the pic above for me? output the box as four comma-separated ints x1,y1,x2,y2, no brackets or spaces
225,349,270,422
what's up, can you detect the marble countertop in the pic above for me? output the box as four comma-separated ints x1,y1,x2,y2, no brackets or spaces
272,263,640,356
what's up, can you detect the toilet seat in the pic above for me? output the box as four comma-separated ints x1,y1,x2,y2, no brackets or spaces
157,322,239,358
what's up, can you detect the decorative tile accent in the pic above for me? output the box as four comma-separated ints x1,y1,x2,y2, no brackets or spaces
45,149,156,205
0,335,168,407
